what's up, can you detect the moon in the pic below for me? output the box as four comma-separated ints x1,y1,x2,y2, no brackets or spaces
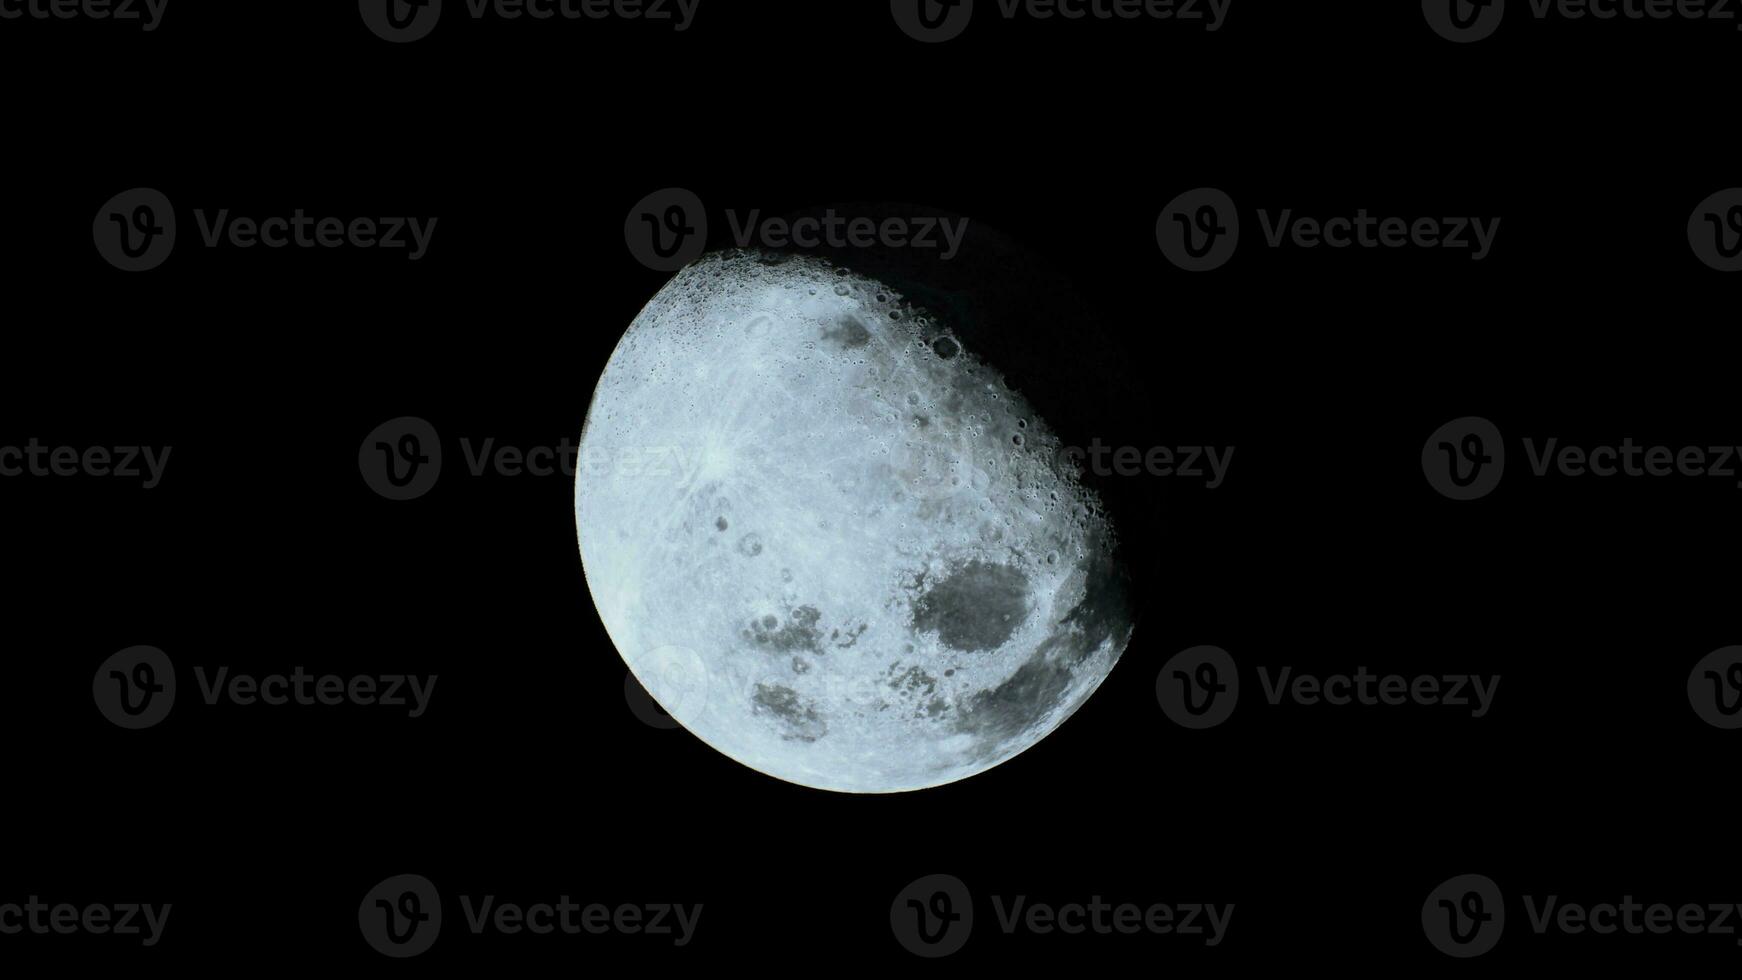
576,248,1133,792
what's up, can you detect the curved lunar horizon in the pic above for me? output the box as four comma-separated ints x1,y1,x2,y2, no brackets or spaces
576,249,1132,792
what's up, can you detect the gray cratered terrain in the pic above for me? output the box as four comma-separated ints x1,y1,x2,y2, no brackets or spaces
576,249,1132,792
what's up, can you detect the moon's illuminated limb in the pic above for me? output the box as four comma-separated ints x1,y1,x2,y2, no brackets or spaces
576,250,1132,793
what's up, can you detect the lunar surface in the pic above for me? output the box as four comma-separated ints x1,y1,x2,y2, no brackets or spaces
576,249,1132,792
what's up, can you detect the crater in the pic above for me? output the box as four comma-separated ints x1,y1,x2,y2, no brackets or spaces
910,560,1031,652
748,604,825,653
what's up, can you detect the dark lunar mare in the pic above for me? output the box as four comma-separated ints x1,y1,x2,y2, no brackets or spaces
763,206,1149,767
767,202,1154,629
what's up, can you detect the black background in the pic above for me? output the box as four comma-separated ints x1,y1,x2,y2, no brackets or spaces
2,0,1737,969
